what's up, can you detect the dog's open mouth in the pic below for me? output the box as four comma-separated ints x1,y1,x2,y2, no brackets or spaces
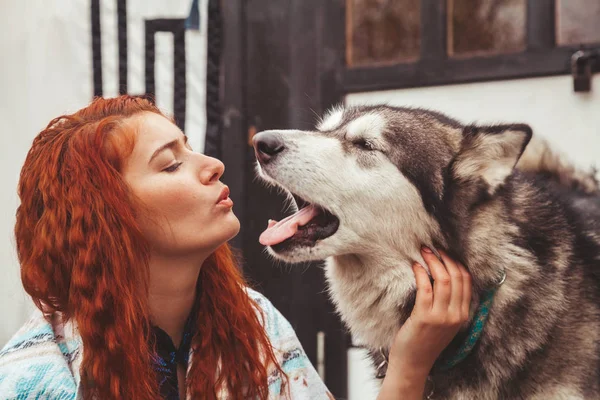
259,194,340,251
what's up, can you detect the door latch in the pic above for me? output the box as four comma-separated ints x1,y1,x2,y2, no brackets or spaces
571,49,600,92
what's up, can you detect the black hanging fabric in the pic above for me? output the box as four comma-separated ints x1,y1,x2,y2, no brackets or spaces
203,0,223,158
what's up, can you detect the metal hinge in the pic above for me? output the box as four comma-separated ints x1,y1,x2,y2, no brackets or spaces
571,49,600,92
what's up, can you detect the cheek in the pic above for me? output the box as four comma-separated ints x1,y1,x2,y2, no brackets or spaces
134,178,210,226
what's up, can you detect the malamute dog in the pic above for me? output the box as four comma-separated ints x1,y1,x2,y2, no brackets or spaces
252,105,600,399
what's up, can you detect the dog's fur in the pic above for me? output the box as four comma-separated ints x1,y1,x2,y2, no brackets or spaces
253,105,600,399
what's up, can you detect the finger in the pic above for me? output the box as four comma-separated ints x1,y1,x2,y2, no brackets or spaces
458,263,472,319
421,246,451,311
413,262,433,312
438,249,463,313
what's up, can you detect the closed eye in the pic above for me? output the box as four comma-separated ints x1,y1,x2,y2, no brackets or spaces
163,162,183,173
353,138,375,151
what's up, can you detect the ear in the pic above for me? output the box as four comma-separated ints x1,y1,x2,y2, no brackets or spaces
453,124,532,194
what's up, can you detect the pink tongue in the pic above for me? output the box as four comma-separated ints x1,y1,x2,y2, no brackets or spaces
259,205,319,246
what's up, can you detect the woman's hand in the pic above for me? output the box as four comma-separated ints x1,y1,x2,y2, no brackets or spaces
377,247,472,400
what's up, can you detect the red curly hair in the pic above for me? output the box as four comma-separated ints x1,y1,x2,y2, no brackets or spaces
15,95,285,399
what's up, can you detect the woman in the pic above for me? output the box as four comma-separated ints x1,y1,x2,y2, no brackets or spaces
0,95,471,399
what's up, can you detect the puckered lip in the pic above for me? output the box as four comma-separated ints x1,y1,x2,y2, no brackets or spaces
217,186,230,203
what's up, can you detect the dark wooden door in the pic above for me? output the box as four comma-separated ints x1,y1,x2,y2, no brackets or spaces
220,0,348,398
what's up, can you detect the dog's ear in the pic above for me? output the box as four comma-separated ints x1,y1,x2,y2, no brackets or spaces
453,124,532,194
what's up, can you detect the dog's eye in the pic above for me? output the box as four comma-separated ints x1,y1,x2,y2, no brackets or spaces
353,139,375,151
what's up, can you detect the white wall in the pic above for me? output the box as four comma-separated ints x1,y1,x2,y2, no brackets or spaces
0,0,208,346
0,0,93,346
345,74,600,399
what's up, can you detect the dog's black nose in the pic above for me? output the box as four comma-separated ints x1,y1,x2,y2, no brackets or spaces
253,131,285,164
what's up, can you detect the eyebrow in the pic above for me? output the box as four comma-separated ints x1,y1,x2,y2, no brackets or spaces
148,135,188,164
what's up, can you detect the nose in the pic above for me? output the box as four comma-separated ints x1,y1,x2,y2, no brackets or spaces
199,154,225,184
252,131,285,164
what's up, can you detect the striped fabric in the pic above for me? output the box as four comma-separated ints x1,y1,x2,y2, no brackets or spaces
0,288,332,399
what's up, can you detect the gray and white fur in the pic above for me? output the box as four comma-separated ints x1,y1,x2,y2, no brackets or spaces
253,105,600,399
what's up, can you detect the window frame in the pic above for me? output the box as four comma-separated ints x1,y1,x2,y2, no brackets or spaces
322,0,600,96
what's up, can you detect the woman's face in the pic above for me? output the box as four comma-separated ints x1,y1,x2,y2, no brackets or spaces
121,112,240,257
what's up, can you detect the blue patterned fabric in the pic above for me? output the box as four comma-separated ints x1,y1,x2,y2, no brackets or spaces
0,288,332,399
0,315,81,399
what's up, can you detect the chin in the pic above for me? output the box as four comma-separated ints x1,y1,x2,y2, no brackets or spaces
189,213,241,254
222,212,241,242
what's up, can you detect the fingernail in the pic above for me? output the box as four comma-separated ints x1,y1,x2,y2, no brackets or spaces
413,262,422,269
421,246,432,253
